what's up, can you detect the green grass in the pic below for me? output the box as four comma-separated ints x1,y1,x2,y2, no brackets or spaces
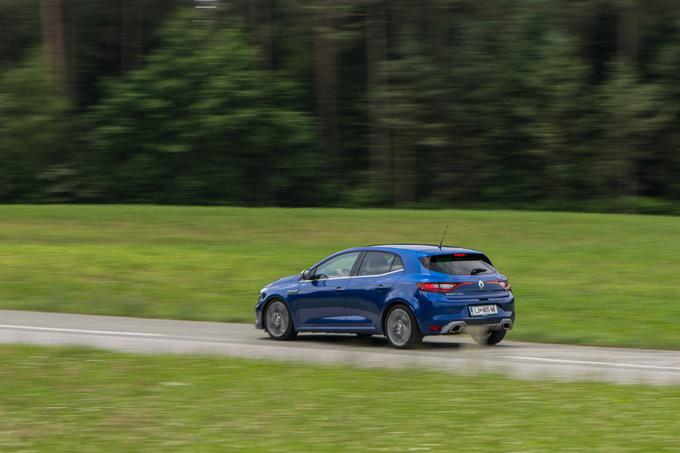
0,344,678,452
1,204,679,349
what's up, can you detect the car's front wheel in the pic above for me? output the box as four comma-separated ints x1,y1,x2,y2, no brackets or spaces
471,328,506,346
265,300,297,341
385,305,422,349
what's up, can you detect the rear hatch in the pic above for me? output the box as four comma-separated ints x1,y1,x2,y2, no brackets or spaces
420,253,510,297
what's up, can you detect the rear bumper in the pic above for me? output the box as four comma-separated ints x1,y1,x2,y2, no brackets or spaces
440,318,513,334
416,292,516,335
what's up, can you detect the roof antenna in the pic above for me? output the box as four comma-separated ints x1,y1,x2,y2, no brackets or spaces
438,225,448,249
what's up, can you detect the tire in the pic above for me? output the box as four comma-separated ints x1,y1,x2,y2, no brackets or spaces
384,305,422,349
264,300,297,341
471,328,506,346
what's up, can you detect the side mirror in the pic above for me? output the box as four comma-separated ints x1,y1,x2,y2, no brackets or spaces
301,269,313,280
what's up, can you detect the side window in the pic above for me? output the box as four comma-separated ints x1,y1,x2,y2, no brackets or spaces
314,252,360,279
357,252,398,276
390,255,404,272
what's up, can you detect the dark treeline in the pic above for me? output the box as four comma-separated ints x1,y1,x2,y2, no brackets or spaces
2,0,680,211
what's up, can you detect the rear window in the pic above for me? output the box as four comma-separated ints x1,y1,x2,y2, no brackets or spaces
422,253,495,276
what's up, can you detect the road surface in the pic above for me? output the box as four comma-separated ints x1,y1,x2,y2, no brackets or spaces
0,309,679,385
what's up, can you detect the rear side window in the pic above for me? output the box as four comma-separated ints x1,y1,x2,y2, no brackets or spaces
390,255,404,272
423,253,494,276
357,252,403,276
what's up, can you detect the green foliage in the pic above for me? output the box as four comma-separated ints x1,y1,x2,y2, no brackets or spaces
0,0,41,67
2,0,680,209
85,10,318,205
506,13,595,200
0,52,70,201
598,62,670,199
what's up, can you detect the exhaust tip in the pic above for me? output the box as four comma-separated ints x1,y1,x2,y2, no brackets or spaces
441,321,467,334
501,320,513,330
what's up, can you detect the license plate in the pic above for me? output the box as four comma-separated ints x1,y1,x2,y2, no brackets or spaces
469,304,498,316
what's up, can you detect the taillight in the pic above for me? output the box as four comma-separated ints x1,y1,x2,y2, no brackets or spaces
486,280,512,291
417,282,473,293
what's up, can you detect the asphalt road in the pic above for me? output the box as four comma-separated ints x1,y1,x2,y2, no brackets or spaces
0,309,679,385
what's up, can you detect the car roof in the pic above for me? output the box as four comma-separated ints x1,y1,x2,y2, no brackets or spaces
359,244,484,256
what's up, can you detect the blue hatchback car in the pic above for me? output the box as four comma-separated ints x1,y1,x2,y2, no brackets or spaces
255,244,515,348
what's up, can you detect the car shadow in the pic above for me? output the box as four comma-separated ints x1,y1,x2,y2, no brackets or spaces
258,333,518,350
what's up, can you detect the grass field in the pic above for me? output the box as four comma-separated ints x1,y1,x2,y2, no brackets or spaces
0,344,678,452
1,205,679,349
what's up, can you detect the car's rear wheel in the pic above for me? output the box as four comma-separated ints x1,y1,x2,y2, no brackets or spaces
385,305,422,349
265,300,297,341
471,328,506,346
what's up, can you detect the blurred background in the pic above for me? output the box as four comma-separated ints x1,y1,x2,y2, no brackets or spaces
2,0,680,212
3,3,680,450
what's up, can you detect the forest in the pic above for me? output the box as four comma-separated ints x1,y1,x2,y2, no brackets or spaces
2,0,680,212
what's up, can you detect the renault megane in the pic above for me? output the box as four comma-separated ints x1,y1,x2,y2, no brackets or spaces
255,244,515,348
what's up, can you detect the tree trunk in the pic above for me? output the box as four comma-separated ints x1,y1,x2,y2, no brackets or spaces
249,0,272,69
314,4,338,162
121,0,144,72
366,0,389,201
40,0,69,93
248,0,274,204
393,133,416,206
617,0,639,200
390,1,417,207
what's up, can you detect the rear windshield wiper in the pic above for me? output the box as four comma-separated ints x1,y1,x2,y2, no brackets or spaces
470,268,488,275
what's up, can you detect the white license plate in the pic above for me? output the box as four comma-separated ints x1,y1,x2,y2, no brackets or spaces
469,304,498,316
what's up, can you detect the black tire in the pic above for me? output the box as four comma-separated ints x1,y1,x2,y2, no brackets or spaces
471,328,506,346
384,305,422,349
264,300,297,341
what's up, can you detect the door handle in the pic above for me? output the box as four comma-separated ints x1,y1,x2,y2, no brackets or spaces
375,284,387,290
334,286,344,292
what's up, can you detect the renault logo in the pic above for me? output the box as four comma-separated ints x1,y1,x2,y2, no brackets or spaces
478,280,485,289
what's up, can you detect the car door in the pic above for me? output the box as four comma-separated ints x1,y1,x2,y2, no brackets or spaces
290,251,361,329
345,252,404,328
